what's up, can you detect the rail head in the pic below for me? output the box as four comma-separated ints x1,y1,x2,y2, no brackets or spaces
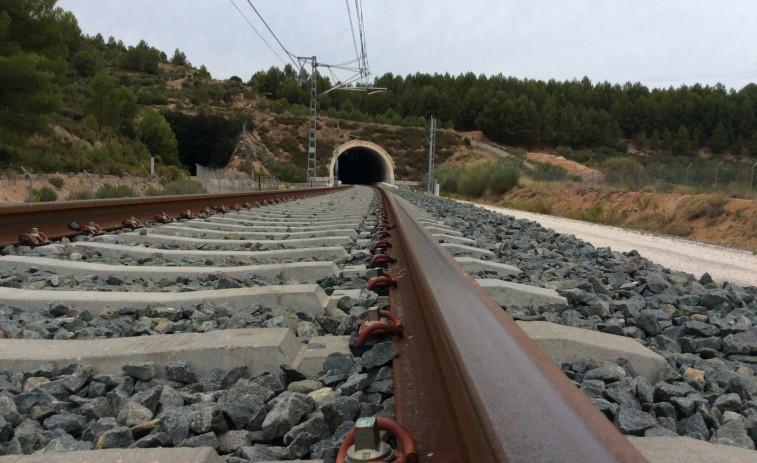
382,187,648,462
0,187,349,247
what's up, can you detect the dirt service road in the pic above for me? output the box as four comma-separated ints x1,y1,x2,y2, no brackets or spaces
469,202,756,288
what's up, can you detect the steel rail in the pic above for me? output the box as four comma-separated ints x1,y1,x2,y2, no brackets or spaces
381,187,649,462
0,187,347,247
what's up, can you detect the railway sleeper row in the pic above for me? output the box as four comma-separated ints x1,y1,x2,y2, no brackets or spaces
1,184,755,461
0,186,409,462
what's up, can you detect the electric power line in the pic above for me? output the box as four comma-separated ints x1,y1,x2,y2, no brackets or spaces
356,0,369,82
244,0,300,70
229,0,287,67
345,0,361,66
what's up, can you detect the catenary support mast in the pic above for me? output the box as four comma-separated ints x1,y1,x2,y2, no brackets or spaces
426,115,436,192
307,56,318,186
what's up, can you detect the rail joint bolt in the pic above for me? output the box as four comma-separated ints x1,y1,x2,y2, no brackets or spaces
345,417,394,463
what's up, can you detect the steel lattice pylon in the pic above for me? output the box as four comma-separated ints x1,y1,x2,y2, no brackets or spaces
306,57,318,186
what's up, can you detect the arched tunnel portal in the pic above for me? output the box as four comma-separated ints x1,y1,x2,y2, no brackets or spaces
329,140,395,185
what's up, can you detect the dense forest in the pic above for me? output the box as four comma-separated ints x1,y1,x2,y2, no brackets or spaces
252,67,757,157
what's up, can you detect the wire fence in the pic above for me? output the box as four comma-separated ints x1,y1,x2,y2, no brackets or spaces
2,166,283,203
195,165,280,193
570,161,757,197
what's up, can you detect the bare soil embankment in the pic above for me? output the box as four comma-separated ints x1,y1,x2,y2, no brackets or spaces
499,182,757,252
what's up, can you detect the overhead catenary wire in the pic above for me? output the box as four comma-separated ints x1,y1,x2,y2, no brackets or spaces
243,0,300,70
345,0,362,66
232,0,373,87
356,0,370,81
228,0,287,67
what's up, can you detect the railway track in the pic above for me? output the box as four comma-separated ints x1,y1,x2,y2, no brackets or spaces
0,186,755,462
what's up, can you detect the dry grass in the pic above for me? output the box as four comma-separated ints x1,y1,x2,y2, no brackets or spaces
489,180,757,249
680,195,728,220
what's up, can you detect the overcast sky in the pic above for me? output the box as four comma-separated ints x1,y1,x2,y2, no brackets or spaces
57,0,757,91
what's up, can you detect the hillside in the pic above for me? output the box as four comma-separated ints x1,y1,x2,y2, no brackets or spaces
0,1,467,186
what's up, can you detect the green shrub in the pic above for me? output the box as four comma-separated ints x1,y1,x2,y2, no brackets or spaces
487,161,520,195
144,185,161,196
155,165,185,182
434,163,462,194
95,184,133,199
33,186,57,202
49,176,64,190
556,145,574,157
457,161,490,197
580,204,605,223
270,162,305,183
137,89,169,105
532,162,567,181
162,179,206,195
457,160,521,197
67,189,92,200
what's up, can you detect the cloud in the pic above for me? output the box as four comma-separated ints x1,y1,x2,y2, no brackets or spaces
58,0,757,89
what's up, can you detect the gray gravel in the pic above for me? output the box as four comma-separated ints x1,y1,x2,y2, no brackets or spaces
394,188,757,451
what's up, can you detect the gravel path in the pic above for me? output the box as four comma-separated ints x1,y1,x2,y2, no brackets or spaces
467,202,757,288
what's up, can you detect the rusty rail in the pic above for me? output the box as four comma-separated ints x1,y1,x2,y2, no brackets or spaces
381,187,649,462
0,187,346,247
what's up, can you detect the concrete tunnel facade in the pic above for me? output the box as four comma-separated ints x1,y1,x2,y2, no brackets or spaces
328,140,395,185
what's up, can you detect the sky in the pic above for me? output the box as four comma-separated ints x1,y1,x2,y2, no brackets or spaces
57,0,757,91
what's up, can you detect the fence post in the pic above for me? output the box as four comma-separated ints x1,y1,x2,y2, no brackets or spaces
637,166,643,191
83,170,94,199
715,161,723,186
685,163,693,187
20,166,33,203
125,172,134,197
751,161,757,192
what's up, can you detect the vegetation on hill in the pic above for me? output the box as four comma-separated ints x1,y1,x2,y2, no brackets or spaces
2,0,755,193
261,67,757,158
0,0,256,181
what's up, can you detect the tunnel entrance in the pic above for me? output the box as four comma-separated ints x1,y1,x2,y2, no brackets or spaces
329,140,395,185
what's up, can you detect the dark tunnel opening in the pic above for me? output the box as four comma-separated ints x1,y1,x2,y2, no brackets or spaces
336,147,390,184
